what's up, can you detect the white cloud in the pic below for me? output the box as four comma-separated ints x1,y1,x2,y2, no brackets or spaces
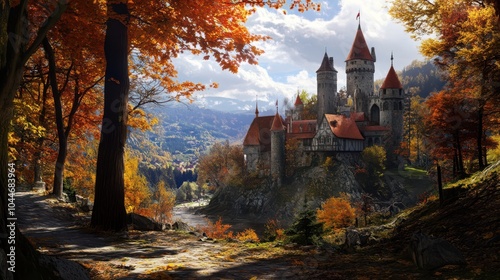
171,0,424,111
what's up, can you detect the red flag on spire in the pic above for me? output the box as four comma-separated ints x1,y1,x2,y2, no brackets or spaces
356,11,360,20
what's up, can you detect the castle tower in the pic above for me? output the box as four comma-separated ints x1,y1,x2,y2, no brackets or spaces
316,52,338,123
270,109,285,186
345,24,375,117
380,54,404,154
293,94,304,120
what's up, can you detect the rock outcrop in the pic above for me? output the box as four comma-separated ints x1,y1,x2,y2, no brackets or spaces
203,153,412,226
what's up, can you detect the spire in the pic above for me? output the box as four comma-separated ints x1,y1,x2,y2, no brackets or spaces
294,94,303,106
346,24,374,62
381,54,403,89
255,96,259,118
271,112,285,131
317,52,336,72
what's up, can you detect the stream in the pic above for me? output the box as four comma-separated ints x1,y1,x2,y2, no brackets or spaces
172,203,267,236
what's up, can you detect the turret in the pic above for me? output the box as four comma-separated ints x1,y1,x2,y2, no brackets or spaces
379,54,404,158
316,52,338,123
293,94,304,120
270,109,285,186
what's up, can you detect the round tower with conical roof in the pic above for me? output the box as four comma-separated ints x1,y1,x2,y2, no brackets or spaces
345,24,375,117
316,52,338,123
270,108,285,186
380,54,404,151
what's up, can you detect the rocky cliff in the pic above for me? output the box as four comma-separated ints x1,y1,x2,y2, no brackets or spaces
202,153,416,225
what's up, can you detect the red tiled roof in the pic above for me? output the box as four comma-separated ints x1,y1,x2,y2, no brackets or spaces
271,112,285,131
294,95,304,106
350,112,366,122
287,120,316,139
325,114,364,140
316,52,335,72
243,116,275,146
346,25,374,62
380,65,403,89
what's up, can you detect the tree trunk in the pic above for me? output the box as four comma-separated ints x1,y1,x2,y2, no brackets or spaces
437,163,444,205
0,0,67,275
91,1,129,232
476,104,485,170
43,37,67,198
0,1,26,257
454,132,465,178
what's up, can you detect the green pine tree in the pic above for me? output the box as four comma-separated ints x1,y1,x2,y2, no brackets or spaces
285,198,324,245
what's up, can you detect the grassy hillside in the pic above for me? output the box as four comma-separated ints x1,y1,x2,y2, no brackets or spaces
387,160,500,278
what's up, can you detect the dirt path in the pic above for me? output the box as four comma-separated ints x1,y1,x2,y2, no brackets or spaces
16,191,317,279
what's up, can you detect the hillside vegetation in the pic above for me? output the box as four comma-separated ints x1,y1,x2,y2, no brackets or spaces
387,160,500,277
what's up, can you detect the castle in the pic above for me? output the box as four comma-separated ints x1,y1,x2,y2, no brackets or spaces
243,24,404,184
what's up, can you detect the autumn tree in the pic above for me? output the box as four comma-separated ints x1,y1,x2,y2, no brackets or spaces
317,195,356,230
151,181,176,224
390,0,500,172
424,88,478,178
402,94,429,166
362,145,387,178
197,141,245,189
0,2,69,275
123,151,151,213
298,90,318,120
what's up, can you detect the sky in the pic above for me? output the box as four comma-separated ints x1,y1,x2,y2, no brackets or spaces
171,0,425,112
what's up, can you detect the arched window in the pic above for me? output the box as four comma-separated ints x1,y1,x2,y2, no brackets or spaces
370,104,380,125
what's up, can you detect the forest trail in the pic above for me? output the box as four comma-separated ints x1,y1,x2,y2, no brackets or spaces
15,190,325,279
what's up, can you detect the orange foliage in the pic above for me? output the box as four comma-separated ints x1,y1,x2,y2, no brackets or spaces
198,217,233,239
264,218,286,241
317,195,356,230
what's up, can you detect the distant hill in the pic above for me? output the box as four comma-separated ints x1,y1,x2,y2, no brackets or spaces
136,104,255,164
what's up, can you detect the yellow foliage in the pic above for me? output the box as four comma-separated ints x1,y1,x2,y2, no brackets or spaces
317,196,356,230
151,181,176,223
124,151,151,213
487,135,500,162
236,229,260,243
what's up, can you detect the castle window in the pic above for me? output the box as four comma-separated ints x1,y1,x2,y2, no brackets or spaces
383,89,386,95
399,101,403,110
383,102,388,111
393,102,398,110
399,89,402,96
